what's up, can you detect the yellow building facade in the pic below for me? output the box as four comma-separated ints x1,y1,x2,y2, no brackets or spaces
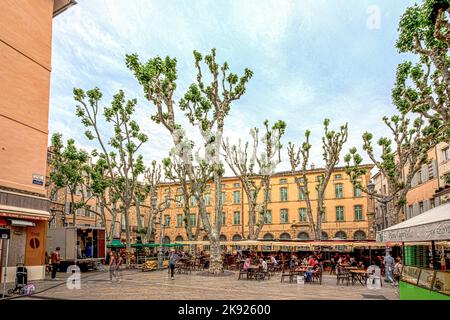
154,165,374,244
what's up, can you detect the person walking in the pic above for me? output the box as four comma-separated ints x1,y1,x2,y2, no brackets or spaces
109,251,117,282
50,247,61,280
383,251,395,283
116,253,124,283
169,249,179,280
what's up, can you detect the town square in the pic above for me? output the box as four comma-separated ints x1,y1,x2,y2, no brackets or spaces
0,0,449,308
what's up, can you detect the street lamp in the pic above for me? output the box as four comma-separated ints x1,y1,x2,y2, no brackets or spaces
152,195,164,269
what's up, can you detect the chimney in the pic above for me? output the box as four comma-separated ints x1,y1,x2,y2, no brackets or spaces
310,163,315,170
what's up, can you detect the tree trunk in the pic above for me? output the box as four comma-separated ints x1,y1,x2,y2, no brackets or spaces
71,192,76,226
124,206,131,267
146,208,156,243
109,205,117,241
135,197,143,230
208,231,223,274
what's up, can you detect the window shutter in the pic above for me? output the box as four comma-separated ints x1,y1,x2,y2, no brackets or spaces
424,199,430,212
411,173,417,188
421,164,428,183
413,203,419,217
431,160,437,180
434,197,440,207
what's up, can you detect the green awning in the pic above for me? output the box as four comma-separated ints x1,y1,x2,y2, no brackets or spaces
107,242,188,248
107,239,125,248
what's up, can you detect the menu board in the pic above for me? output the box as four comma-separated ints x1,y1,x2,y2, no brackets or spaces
433,271,450,296
402,265,421,285
418,269,435,289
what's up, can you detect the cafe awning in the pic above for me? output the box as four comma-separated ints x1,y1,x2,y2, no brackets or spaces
377,202,450,242
9,219,35,227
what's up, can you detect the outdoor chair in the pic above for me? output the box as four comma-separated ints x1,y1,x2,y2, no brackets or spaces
311,266,323,285
280,267,294,283
336,266,351,285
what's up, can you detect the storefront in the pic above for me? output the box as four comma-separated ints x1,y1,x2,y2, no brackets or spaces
377,202,450,300
0,207,49,283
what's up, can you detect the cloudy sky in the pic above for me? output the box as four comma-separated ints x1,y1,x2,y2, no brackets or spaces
49,0,414,175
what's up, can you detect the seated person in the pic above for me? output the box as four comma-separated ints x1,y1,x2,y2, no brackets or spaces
270,255,278,266
243,258,251,271
260,258,268,272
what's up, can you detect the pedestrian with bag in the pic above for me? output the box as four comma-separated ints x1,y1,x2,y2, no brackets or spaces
50,247,61,280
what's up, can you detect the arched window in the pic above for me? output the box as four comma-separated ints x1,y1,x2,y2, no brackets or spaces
203,235,209,241
334,231,347,240
175,235,183,242
232,234,242,241
353,230,366,240
219,234,227,241
279,233,291,240
297,232,309,240
162,236,171,244
321,231,329,240
263,233,274,240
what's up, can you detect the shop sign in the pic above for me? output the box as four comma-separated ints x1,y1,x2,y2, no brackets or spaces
32,173,44,186
0,228,10,239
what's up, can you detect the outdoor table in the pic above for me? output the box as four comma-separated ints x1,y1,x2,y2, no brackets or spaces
344,266,358,270
350,269,368,286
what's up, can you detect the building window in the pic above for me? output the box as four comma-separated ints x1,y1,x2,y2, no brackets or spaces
263,233,274,240
335,183,343,199
264,210,272,224
232,234,242,241
354,205,363,221
317,175,323,183
280,233,291,240
319,207,326,222
233,211,241,225
221,212,226,225
176,195,183,207
265,189,271,202
443,147,450,161
177,214,183,227
189,214,196,226
336,206,345,221
408,205,413,219
335,231,347,240
299,208,307,222
190,195,196,207
84,205,91,217
428,163,434,179
206,213,211,225
164,215,170,227
205,193,211,206
321,231,329,240
353,186,362,197
165,195,170,208
354,230,366,240
233,183,240,188
298,186,306,200
233,191,241,204
221,192,226,204
280,187,288,202
419,201,424,214
280,209,289,224
418,168,423,184
334,174,342,180
297,232,309,240
280,178,287,184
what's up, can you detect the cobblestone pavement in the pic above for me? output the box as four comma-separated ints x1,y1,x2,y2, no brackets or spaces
4,269,399,300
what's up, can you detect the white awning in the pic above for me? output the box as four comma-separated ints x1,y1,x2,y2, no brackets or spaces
9,219,36,227
377,202,450,242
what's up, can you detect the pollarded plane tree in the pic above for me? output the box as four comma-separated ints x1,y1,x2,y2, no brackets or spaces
393,0,449,183
345,113,440,227
223,119,286,240
161,156,204,251
393,0,449,124
126,48,253,273
287,119,348,240
74,88,148,260
49,133,92,226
